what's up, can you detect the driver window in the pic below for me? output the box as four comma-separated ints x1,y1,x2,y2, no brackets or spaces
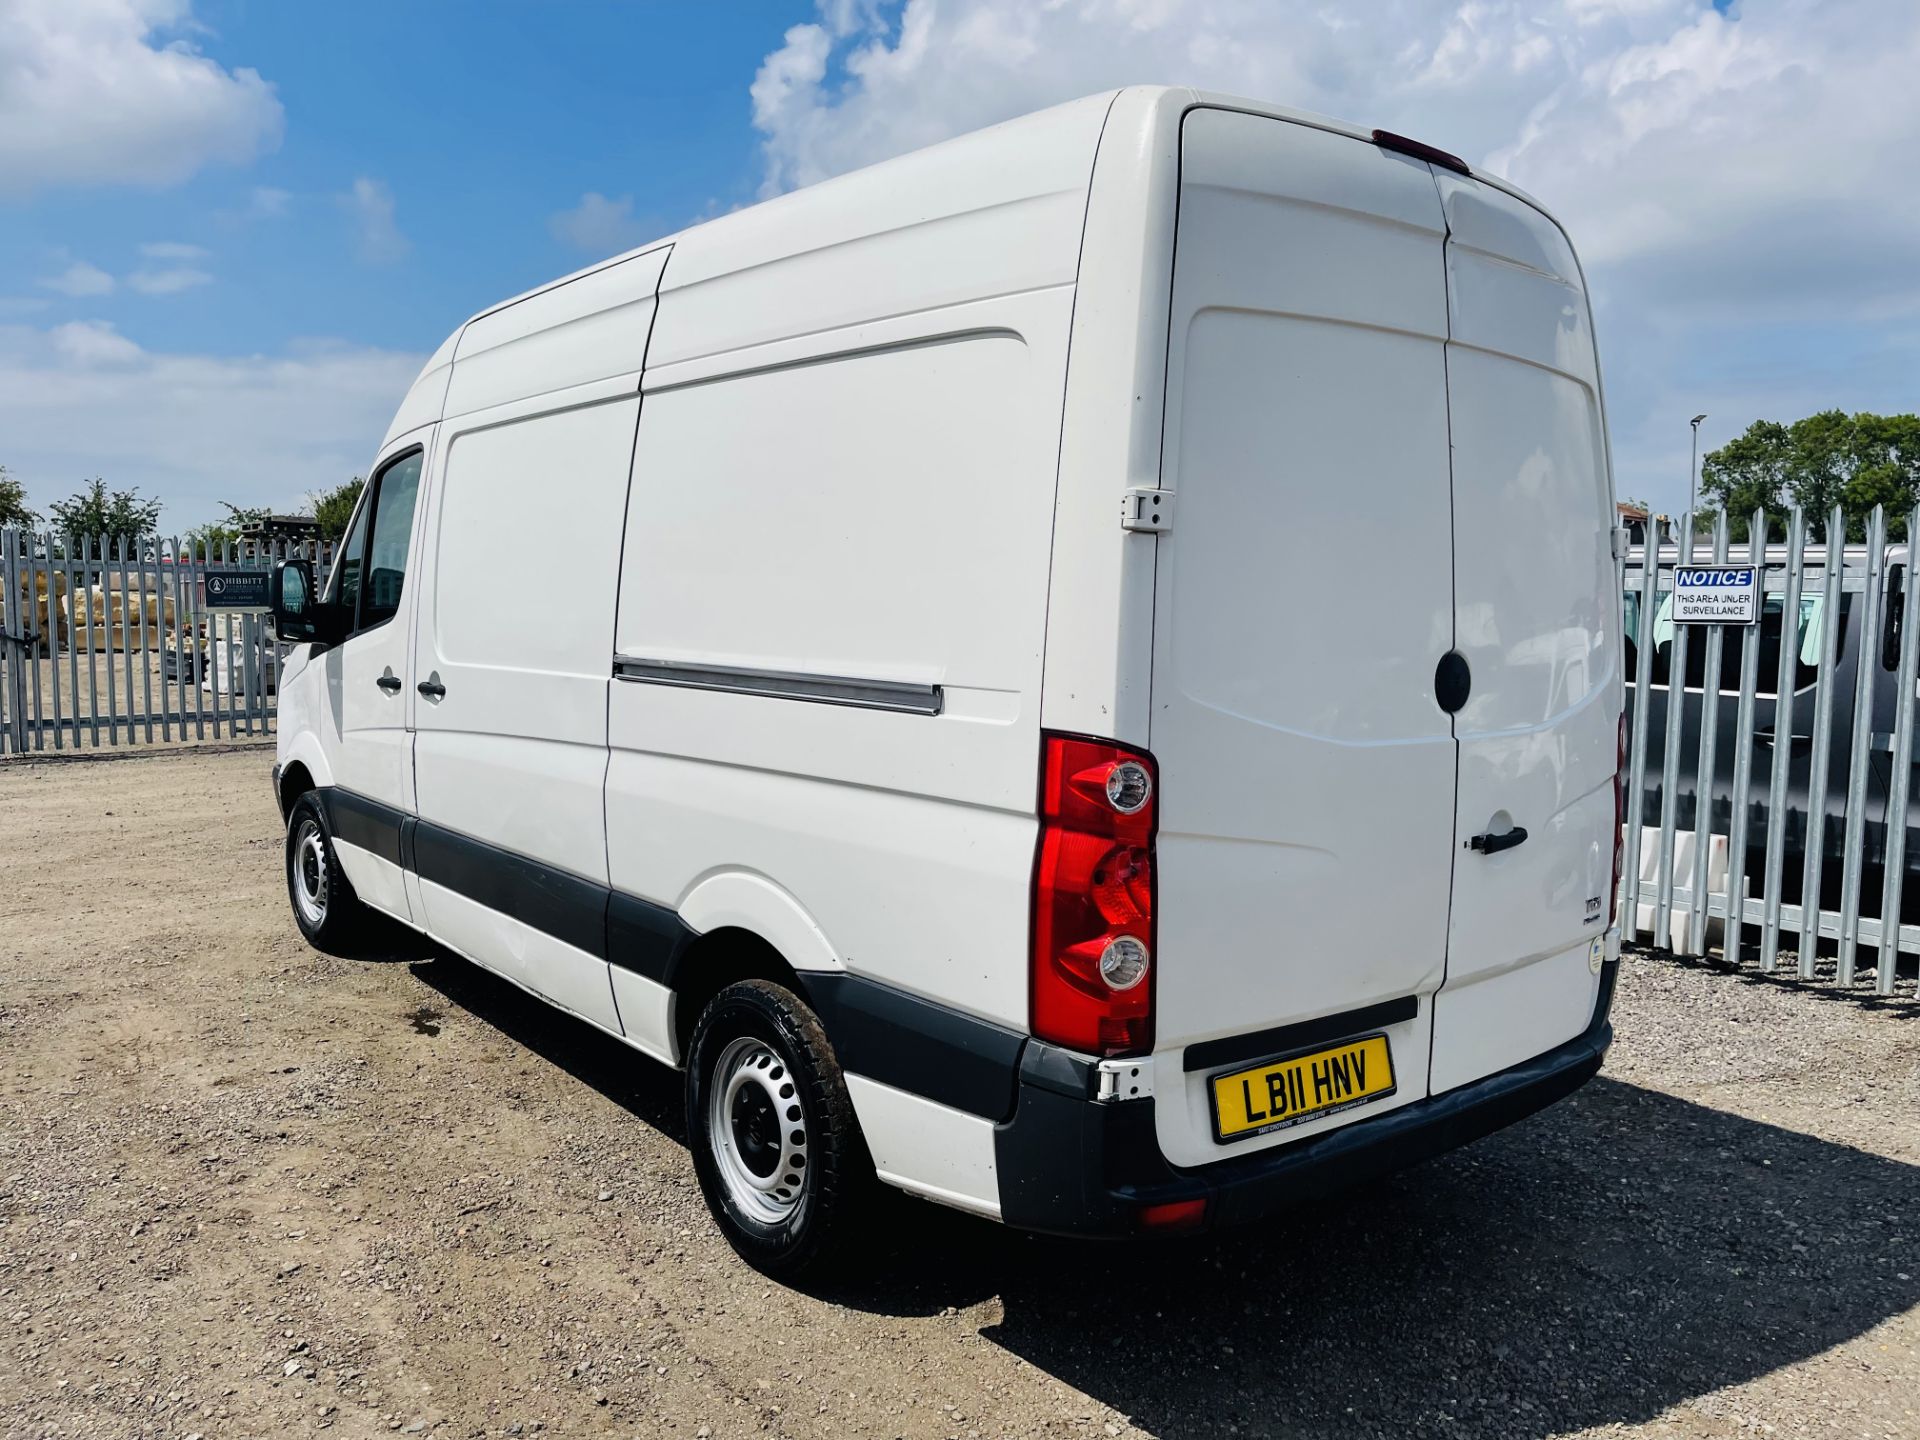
325,489,372,615
324,447,423,636
360,450,423,630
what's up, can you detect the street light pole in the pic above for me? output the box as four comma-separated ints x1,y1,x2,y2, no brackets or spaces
1689,413,1708,530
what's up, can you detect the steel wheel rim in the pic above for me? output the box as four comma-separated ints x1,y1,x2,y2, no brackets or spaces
292,818,329,927
707,1035,809,1225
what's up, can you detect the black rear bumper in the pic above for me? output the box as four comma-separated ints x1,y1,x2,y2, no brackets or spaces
993,962,1617,1236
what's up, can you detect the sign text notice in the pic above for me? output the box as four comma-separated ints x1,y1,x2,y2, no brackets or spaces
1671,565,1760,625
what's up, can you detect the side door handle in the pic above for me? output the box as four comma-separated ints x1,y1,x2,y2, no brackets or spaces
417,679,446,700
375,671,402,693
1468,826,1528,855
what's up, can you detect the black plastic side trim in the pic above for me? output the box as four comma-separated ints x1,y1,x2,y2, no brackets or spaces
323,788,406,866
312,785,1012,1115
606,890,699,986
1183,994,1420,1073
797,973,1026,1122
412,819,607,960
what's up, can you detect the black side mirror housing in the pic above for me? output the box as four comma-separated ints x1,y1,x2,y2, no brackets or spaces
269,558,342,646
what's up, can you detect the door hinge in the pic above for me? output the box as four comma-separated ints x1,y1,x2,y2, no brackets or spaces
1610,524,1630,560
1122,487,1174,534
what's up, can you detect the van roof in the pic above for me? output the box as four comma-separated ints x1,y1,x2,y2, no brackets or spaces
384,85,1567,447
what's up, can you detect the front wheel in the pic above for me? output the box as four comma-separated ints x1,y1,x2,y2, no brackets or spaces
284,791,373,953
685,979,873,1278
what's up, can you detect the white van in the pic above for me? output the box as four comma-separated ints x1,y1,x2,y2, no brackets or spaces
269,86,1624,1276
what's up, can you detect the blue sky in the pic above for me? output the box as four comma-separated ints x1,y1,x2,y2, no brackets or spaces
1,2,798,360
3,0,1917,532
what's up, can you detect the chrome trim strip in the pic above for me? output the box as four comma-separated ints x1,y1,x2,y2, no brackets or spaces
612,657,943,716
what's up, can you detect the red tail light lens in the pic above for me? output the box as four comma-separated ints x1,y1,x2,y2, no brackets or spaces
1611,711,1627,927
1137,1197,1208,1232
1032,734,1157,1056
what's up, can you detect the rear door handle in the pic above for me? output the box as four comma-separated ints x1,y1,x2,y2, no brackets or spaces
1468,826,1528,855
375,673,402,693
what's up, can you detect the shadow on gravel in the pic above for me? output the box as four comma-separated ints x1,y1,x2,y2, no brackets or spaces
399,952,1920,1439
837,1078,1920,1439
309,913,432,964
1640,944,1920,1018
410,950,687,1142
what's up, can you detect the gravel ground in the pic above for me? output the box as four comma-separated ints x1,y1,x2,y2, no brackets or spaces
3,747,1920,1440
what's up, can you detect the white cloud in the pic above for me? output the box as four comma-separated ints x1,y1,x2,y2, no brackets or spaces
127,266,213,296
342,177,409,264
0,0,283,195
139,241,209,261
50,319,143,367
747,0,1920,509
0,321,424,531
39,261,116,297
548,192,659,254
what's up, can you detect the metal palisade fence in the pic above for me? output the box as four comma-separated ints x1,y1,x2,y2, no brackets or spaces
0,527,332,755
1621,503,1920,996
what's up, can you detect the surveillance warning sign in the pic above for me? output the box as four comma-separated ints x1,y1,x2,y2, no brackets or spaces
1671,565,1761,625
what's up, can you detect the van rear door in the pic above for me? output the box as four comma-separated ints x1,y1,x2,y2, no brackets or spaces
1144,109,1618,1169
1146,109,1457,1170
1427,173,1616,1094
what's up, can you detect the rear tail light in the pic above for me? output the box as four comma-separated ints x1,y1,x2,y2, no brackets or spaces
1611,711,1627,927
1032,733,1157,1056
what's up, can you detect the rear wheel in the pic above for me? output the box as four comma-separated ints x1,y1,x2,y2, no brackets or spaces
686,979,871,1278
284,791,372,952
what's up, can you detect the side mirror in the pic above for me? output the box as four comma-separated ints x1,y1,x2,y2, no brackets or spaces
270,558,337,645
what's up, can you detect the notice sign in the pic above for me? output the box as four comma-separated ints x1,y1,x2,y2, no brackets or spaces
203,569,272,610
1672,565,1761,625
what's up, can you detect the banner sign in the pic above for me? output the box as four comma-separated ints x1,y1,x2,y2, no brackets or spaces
203,569,272,610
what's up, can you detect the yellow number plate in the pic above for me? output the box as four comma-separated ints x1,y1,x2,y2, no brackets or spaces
1209,1033,1397,1144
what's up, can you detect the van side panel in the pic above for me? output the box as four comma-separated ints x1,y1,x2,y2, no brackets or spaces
414,388,639,884
410,379,645,1035
445,248,667,417
607,289,1076,1029
644,93,1109,372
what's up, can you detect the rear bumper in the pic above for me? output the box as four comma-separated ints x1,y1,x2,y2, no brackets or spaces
993,961,1617,1236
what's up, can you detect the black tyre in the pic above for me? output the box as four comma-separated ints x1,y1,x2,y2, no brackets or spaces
284,790,373,953
686,979,872,1278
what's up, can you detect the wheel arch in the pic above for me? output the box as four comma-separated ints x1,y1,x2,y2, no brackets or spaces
275,733,333,819
671,926,804,1060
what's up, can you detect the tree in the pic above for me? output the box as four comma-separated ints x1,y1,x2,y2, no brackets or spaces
0,465,37,528
1698,421,1792,541
1699,411,1920,542
185,501,270,558
47,479,162,556
308,476,364,543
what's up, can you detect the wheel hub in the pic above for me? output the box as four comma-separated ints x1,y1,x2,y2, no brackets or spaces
291,818,329,927
708,1037,810,1224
